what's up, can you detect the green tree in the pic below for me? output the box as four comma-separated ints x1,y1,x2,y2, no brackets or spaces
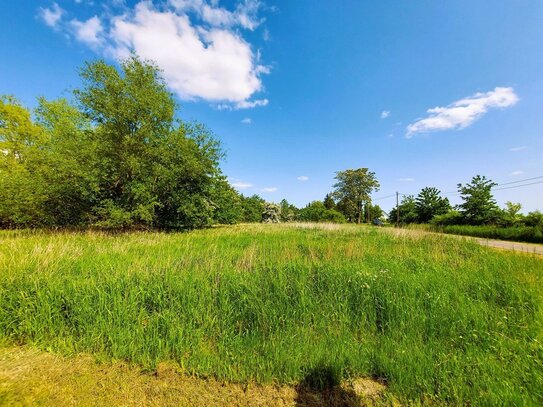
389,195,418,224
240,195,265,222
457,175,498,225
332,168,380,224
364,203,384,222
323,193,336,210
279,199,298,222
415,187,451,223
298,201,346,223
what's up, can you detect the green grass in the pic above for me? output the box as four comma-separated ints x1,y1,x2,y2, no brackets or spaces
1,224,542,404
428,224,543,244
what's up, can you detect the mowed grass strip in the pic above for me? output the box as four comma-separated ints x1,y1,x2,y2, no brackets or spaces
0,223,542,405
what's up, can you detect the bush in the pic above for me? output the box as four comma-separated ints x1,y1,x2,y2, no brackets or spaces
430,210,463,226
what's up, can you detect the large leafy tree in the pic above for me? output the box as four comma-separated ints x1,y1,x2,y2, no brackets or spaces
415,187,451,223
457,175,498,225
0,56,237,230
332,168,380,224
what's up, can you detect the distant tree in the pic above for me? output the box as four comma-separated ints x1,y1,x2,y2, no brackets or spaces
524,211,543,228
415,187,451,223
240,195,265,222
262,202,281,223
211,177,243,224
298,201,346,223
457,175,498,225
323,193,336,210
332,168,380,224
279,199,298,222
497,201,523,227
389,195,418,224
364,203,384,222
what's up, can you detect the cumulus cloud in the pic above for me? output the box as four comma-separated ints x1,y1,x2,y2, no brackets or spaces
510,170,524,176
406,87,519,138
398,178,414,182
231,181,253,189
297,176,309,181
261,187,278,192
70,16,104,46
241,117,252,124
509,146,527,152
380,110,390,119
39,3,64,28
40,0,270,109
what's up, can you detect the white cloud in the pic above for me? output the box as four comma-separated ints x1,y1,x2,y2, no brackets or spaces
381,110,390,119
398,178,414,182
509,146,527,152
41,1,269,109
231,181,253,189
297,176,309,181
510,170,524,176
261,187,278,192
241,117,252,124
70,16,104,47
406,87,519,138
39,3,64,28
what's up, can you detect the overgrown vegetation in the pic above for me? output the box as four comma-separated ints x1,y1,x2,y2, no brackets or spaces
1,224,542,404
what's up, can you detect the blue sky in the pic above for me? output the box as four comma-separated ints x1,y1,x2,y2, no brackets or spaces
1,1,542,212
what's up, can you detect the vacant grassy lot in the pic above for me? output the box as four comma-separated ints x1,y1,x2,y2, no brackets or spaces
1,224,542,405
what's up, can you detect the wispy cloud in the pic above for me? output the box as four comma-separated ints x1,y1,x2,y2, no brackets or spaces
241,117,252,124
261,187,278,192
380,110,390,119
510,170,524,176
40,0,270,109
509,146,527,152
231,181,253,189
297,176,309,181
39,3,64,29
406,87,519,138
398,178,415,182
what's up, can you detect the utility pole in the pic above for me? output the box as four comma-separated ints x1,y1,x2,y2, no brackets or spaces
396,192,400,227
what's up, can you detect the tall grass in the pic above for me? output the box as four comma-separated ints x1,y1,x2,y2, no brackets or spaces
1,224,542,404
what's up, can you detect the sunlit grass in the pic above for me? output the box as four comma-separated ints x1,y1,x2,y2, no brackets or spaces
1,223,542,404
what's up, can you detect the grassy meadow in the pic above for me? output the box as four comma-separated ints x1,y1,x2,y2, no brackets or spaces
0,223,542,405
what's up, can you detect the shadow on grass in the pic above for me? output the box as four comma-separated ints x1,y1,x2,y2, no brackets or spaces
294,364,364,407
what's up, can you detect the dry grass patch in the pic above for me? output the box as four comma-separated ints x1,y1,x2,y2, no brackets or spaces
0,347,385,407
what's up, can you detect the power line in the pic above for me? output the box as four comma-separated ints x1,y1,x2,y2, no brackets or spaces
492,180,543,192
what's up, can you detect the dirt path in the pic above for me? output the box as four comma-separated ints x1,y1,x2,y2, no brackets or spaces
473,238,543,255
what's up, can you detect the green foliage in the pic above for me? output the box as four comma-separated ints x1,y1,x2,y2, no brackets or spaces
389,195,418,224
415,187,451,223
363,203,383,222
1,225,542,404
457,175,498,225
323,193,335,210
430,210,463,226
240,195,265,223
279,199,298,222
0,57,234,230
298,201,346,223
525,211,543,227
332,168,380,224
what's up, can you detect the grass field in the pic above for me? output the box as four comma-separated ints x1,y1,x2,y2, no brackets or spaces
1,224,542,405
